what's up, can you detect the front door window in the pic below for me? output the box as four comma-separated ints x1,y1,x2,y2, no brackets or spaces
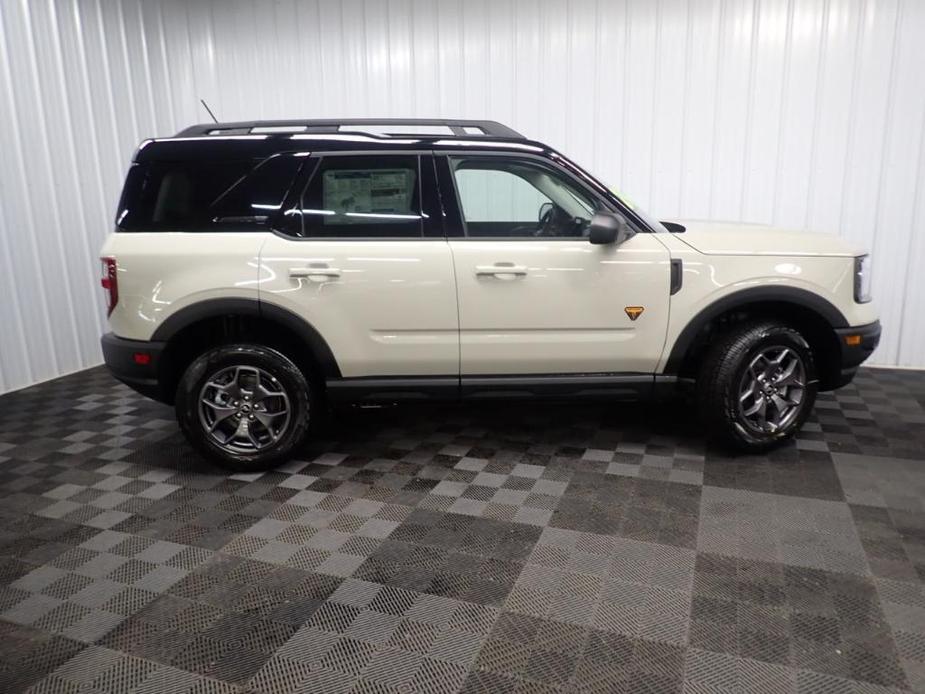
450,157,602,238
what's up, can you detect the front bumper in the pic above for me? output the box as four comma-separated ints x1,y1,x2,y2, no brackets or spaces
831,320,881,388
100,333,168,402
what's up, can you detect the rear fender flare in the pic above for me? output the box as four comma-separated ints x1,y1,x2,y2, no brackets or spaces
151,298,341,378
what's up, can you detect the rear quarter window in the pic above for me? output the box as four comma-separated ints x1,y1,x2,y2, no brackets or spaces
116,154,304,232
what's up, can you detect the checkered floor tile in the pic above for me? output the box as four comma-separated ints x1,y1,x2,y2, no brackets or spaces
1,365,925,692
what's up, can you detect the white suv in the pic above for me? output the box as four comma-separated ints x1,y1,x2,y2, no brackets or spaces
100,119,880,470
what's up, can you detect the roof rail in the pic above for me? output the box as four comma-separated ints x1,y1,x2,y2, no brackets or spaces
175,118,524,139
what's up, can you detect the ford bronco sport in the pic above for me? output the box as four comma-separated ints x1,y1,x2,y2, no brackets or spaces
100,118,881,470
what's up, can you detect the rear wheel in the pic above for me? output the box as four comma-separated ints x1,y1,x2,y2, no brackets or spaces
175,344,315,470
697,321,817,451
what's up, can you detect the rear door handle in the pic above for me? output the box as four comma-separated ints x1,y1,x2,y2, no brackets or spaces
289,266,341,282
475,263,528,279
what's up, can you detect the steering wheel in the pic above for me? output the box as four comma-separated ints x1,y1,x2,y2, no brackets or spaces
507,205,584,237
533,203,559,237
534,204,589,237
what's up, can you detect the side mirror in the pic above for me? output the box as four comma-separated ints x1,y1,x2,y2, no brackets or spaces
589,211,633,245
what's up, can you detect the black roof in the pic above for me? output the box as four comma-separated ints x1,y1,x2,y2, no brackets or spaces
134,118,549,163
128,117,660,234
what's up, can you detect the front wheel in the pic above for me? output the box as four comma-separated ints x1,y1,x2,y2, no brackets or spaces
697,321,817,451
175,344,315,471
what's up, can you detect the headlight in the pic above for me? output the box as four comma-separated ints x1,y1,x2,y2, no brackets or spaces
854,254,872,303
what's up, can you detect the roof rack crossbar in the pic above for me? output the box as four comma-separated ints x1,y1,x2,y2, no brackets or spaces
176,118,523,139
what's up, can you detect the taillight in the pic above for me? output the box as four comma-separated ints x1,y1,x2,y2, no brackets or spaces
100,257,118,316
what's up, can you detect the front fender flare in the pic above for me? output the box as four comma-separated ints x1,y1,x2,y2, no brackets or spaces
663,285,848,374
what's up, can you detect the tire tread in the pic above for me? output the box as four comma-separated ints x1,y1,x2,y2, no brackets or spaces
175,344,315,471
697,320,816,451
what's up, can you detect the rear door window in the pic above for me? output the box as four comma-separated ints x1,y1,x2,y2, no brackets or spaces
294,155,423,238
116,154,304,231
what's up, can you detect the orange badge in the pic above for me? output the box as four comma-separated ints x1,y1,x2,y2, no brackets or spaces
624,306,644,321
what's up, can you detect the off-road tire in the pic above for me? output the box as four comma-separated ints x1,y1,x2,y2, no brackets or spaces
175,344,315,471
697,321,817,451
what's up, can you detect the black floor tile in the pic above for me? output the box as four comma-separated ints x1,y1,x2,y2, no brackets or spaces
0,365,924,692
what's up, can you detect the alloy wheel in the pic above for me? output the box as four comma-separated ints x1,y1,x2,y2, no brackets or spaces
198,365,293,454
737,346,806,434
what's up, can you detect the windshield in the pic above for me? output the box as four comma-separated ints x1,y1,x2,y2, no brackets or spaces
605,184,669,233
547,149,669,233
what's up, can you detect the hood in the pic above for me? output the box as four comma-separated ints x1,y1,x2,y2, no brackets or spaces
667,220,865,257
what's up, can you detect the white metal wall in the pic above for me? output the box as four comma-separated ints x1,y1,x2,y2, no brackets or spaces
1,0,924,393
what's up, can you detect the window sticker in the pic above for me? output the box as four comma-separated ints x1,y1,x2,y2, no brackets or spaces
322,169,414,224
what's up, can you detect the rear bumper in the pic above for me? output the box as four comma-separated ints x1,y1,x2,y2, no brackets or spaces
830,320,881,388
100,332,168,402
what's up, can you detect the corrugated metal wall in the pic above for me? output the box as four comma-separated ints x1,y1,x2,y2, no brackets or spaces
1,0,923,393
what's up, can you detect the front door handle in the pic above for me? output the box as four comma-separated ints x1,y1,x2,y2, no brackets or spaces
289,266,341,282
475,263,528,280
